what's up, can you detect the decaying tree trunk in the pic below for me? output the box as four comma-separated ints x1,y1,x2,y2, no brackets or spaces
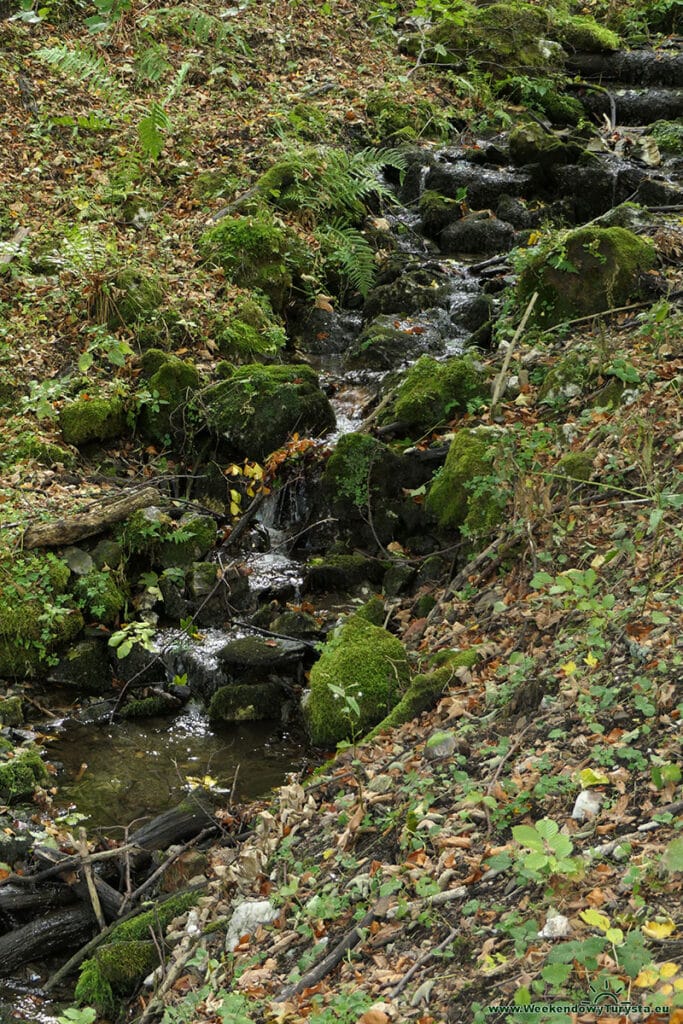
21,487,163,549
0,906,97,975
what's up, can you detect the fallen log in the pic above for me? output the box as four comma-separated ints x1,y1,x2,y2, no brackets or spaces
0,883,75,914
32,846,125,920
0,906,97,975
21,486,163,549
127,792,218,863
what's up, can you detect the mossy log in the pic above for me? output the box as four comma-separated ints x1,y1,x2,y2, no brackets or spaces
22,487,163,549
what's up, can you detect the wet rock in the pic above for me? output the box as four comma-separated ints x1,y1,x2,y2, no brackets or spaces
439,213,516,255
49,639,114,695
508,122,582,169
383,563,416,597
186,561,250,626
425,159,534,210
0,696,23,727
269,610,322,640
209,681,284,723
363,263,453,318
200,364,335,460
292,307,363,355
216,635,308,683
343,311,449,370
304,554,386,593
577,87,683,126
496,195,545,229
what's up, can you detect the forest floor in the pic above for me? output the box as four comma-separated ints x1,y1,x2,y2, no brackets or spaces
0,0,682,1022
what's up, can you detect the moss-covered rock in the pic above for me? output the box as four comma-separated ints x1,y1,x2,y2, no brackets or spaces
213,291,286,362
517,226,656,327
0,554,83,679
108,267,163,328
138,350,200,442
198,210,309,313
555,450,596,485
120,694,178,718
156,514,216,569
2,429,76,468
0,747,47,802
59,394,127,447
649,119,683,155
72,570,125,625
0,695,23,727
382,354,486,435
304,554,386,592
426,428,504,534
323,433,397,514
269,609,321,639
304,614,410,746
354,596,386,626
418,190,463,237
554,14,620,52
209,681,284,722
365,89,450,141
425,1,556,74
508,122,580,169
200,363,335,460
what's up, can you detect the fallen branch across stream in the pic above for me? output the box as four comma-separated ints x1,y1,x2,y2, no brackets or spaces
21,486,163,549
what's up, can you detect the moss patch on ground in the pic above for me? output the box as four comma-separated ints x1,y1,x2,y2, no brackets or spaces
383,355,486,436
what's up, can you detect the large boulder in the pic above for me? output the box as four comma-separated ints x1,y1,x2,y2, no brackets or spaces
59,395,127,447
199,364,335,460
138,349,200,443
517,226,655,327
304,614,410,747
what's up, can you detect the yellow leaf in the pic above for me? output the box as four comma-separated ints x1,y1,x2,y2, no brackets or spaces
659,962,680,979
561,660,577,676
642,921,677,940
584,652,599,668
527,230,543,245
580,767,610,787
580,908,611,932
590,553,606,569
634,968,660,988
230,502,240,516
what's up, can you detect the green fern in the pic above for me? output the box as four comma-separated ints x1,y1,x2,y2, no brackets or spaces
315,221,378,299
135,43,172,85
259,145,407,226
138,102,171,160
36,45,127,104
45,225,115,275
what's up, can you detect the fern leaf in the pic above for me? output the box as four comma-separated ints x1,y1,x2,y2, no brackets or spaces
138,102,171,160
316,221,377,298
165,60,192,103
36,45,127,104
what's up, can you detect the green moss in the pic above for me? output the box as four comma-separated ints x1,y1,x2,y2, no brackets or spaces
1,429,75,468
198,210,309,313
213,291,287,361
138,351,200,442
112,891,199,944
365,90,449,140
0,554,83,678
108,267,163,329
120,696,173,718
427,1,554,74
517,226,656,327
649,120,683,155
554,14,620,51
304,614,410,747
555,450,595,484
76,940,158,1013
156,514,216,569
385,355,486,435
426,429,504,534
59,395,127,447
200,363,335,460
323,433,393,512
428,648,479,670
355,596,386,626
0,696,23,727
0,747,48,801
209,682,283,722
72,570,125,625
305,554,386,591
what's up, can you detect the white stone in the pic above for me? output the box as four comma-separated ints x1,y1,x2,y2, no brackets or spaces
225,899,279,952
538,912,571,939
572,790,603,821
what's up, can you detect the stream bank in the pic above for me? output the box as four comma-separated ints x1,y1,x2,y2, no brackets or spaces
1,0,682,1018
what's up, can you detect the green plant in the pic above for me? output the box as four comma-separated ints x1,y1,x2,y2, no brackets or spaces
57,1009,97,1024
78,325,133,373
108,619,155,659
512,818,580,881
